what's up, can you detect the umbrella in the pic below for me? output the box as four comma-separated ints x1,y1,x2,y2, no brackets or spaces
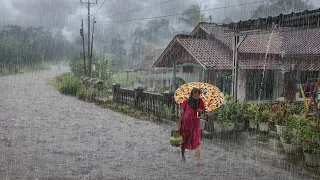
174,82,224,111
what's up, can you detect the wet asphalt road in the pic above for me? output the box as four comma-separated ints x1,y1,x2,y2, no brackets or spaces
0,67,317,180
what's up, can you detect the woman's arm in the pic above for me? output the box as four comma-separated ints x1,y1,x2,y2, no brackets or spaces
178,101,187,129
178,108,184,130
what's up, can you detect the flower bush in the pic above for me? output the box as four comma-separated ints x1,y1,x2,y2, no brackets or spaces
269,102,301,126
244,103,259,122
244,103,270,123
298,117,320,154
256,105,270,123
214,100,245,124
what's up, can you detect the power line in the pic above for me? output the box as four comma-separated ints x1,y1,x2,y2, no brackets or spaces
91,0,107,16
106,0,175,18
109,0,120,13
96,0,266,22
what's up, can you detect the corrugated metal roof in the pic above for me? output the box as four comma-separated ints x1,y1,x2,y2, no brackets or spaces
222,8,320,31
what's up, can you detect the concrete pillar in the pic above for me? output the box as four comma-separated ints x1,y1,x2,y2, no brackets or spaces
237,69,246,102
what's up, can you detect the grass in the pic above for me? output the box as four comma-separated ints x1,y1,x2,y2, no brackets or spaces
0,62,52,76
111,73,145,88
47,73,170,125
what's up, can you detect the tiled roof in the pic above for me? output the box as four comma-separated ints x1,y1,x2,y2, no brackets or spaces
239,58,280,70
135,49,165,71
238,32,283,54
283,28,320,55
199,23,234,49
153,35,233,69
198,22,320,56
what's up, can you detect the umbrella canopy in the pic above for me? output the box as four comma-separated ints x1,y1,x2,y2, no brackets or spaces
174,82,224,111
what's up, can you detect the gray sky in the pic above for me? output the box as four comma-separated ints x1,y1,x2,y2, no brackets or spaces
1,0,319,48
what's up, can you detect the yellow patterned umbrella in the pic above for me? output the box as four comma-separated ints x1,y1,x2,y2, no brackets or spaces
174,82,224,111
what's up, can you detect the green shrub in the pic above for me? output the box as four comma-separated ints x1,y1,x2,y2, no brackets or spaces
118,105,130,113
76,87,87,100
86,88,99,101
59,73,82,95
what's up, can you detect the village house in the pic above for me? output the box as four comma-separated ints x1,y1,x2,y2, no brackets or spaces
134,48,205,92
134,48,169,91
153,8,320,102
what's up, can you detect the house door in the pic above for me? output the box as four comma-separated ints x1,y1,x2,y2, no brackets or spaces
216,70,232,95
246,70,275,101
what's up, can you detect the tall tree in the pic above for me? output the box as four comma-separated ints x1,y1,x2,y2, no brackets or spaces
222,17,232,24
178,4,206,27
110,34,126,71
251,0,314,18
0,24,78,71
129,18,174,64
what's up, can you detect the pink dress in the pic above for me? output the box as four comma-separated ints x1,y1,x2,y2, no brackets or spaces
180,99,205,150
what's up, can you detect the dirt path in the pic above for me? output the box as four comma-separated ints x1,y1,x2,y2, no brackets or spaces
0,66,317,180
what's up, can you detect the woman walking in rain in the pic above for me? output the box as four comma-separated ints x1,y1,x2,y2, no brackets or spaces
178,88,205,165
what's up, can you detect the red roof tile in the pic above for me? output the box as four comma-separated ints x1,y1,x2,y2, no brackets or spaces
283,28,320,55
153,35,233,69
198,22,320,56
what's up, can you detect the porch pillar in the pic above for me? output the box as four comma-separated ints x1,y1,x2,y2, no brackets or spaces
171,59,177,121
237,69,246,102
172,60,177,92
202,67,207,82
232,33,247,102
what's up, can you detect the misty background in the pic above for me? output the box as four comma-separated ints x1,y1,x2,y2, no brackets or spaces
1,0,319,71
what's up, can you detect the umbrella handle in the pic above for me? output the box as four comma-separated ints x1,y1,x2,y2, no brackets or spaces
197,112,200,118
197,111,203,119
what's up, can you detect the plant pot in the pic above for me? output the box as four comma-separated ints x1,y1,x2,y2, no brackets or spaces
214,122,235,132
200,119,206,130
259,122,269,132
276,125,286,135
249,120,257,129
282,142,299,154
304,153,320,167
235,122,245,131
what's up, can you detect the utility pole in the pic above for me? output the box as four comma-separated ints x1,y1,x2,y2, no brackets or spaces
90,17,96,69
80,0,97,78
80,19,86,77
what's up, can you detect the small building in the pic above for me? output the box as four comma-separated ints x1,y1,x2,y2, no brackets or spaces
134,49,170,91
135,48,202,92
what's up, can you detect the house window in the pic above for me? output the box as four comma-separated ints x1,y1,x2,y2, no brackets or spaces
182,66,193,73
246,70,275,101
163,80,166,85
216,70,232,95
299,71,319,84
